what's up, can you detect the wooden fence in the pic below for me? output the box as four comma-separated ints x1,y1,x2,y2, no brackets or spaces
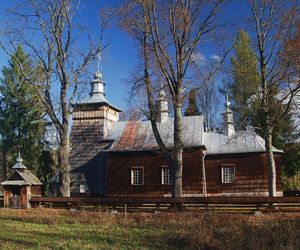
30,196,300,213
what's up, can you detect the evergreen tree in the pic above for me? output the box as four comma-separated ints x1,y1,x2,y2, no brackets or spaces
230,29,260,129
184,89,200,116
230,30,295,149
282,144,300,190
0,45,45,180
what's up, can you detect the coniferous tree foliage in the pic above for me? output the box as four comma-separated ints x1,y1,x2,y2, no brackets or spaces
230,29,260,129
282,144,300,190
230,30,296,146
0,45,45,180
184,89,200,116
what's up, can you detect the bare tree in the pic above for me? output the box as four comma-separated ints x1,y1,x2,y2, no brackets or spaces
247,0,300,196
197,79,221,132
1,0,106,196
118,0,223,197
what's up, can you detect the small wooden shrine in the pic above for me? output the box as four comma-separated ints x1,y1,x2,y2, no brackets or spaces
1,153,43,209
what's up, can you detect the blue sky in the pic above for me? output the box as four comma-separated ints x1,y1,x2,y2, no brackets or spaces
0,0,251,111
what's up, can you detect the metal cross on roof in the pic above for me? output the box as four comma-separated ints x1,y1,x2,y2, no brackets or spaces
97,51,102,74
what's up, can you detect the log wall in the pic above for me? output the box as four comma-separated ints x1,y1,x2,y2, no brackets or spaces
205,152,283,196
107,149,204,197
107,151,283,197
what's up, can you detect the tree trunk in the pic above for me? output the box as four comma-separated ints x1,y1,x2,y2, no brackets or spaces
265,131,277,197
172,105,183,198
58,132,70,197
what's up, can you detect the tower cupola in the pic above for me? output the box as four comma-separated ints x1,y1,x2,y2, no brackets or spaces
156,87,169,123
91,71,105,95
71,53,122,140
12,151,27,170
222,94,235,137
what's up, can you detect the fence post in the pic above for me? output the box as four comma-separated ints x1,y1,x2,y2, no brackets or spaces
124,204,127,220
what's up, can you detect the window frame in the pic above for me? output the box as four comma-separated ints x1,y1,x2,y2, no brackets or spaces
161,166,171,185
131,166,144,186
221,164,235,184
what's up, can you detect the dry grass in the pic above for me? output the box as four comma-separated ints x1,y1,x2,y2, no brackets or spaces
0,208,299,249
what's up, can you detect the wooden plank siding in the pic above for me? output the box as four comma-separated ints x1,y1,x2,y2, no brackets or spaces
205,152,282,196
107,150,283,198
107,149,204,197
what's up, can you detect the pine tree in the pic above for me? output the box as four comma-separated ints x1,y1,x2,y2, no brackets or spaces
230,29,260,129
184,89,200,116
0,45,45,180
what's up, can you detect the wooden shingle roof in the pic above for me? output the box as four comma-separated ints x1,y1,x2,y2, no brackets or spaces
1,169,42,186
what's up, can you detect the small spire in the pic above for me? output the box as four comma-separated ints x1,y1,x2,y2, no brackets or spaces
225,93,231,108
16,149,23,163
158,83,166,98
94,51,103,80
12,150,27,169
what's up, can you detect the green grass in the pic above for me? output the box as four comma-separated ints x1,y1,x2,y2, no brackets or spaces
0,209,299,249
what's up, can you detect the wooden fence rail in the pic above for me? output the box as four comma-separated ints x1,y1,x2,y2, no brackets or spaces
29,196,300,213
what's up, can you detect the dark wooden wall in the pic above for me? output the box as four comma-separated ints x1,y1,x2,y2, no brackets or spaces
205,152,283,196
107,150,283,197
30,186,42,197
107,149,204,197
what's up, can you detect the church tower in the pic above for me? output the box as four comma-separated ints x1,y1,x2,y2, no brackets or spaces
68,56,122,196
71,71,121,141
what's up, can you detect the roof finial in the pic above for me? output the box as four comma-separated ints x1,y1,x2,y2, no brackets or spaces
12,148,27,169
94,52,103,80
17,149,23,163
159,82,166,98
225,92,231,108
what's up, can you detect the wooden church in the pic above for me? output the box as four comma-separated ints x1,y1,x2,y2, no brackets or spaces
49,70,283,198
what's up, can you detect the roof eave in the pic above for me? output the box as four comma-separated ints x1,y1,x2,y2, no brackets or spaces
106,144,206,153
205,150,284,155
75,101,122,112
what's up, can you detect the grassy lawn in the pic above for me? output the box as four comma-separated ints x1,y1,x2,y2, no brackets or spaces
0,209,299,250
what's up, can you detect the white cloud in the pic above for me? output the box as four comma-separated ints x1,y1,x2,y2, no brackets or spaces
210,54,221,62
191,52,222,66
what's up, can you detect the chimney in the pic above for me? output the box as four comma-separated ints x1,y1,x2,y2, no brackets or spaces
222,94,235,137
155,88,169,123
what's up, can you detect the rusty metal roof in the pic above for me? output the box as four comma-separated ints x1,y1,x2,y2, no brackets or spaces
106,115,204,151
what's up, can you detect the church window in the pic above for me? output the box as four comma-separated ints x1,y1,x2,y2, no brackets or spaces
161,166,171,185
221,165,235,183
131,167,144,185
80,184,86,193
